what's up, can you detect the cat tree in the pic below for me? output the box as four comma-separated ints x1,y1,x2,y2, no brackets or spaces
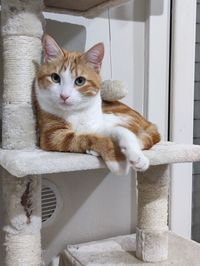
1,1,200,266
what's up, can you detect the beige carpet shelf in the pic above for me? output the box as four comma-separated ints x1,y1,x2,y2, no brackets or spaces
44,0,130,17
0,142,200,177
59,232,200,266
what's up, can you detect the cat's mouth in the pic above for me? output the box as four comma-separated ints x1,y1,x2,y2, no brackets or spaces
60,100,73,106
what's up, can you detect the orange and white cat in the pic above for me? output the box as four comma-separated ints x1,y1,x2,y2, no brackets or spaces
34,35,160,174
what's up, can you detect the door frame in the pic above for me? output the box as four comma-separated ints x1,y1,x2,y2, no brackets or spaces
144,0,171,140
169,0,196,238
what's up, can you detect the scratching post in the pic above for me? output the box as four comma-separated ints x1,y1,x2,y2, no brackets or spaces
2,172,42,266
1,0,43,149
1,0,44,265
136,165,169,262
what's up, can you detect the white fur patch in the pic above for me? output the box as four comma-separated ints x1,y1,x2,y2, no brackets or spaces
57,93,129,134
61,68,75,95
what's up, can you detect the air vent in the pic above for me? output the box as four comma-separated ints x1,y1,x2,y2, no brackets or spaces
42,179,63,226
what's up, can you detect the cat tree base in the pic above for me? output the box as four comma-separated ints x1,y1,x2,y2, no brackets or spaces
59,232,200,266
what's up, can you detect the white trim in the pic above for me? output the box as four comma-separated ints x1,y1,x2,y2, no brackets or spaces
169,0,196,238
144,0,171,140
43,12,87,26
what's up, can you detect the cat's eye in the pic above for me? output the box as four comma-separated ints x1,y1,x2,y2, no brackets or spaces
51,73,61,83
75,76,86,86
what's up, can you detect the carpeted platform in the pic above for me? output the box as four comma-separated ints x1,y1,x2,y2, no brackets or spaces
1,142,200,177
59,232,200,266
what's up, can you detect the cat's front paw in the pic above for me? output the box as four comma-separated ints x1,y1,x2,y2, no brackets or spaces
121,147,149,172
106,160,129,175
129,154,149,171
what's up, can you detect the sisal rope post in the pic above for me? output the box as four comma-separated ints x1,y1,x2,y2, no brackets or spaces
2,172,42,266
1,0,44,265
136,165,169,262
1,0,44,149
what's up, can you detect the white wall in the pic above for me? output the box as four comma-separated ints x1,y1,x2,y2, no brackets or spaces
42,1,146,265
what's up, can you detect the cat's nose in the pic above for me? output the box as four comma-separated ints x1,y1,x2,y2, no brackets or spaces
60,94,69,102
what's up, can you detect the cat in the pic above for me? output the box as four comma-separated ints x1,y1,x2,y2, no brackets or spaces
34,35,160,174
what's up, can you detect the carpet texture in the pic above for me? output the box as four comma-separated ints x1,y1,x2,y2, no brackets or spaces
59,232,200,266
1,142,200,177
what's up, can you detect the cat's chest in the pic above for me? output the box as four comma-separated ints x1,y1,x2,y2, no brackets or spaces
67,113,101,133
66,112,124,134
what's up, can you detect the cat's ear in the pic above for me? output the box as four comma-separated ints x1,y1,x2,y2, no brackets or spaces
43,35,64,63
83,43,104,72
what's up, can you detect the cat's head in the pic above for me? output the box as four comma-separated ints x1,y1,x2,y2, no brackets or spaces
35,35,104,113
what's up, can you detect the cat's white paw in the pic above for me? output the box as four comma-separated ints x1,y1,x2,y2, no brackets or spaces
86,150,100,157
106,160,130,175
121,146,149,172
129,154,149,171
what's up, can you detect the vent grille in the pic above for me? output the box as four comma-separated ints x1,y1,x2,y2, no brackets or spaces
42,185,57,223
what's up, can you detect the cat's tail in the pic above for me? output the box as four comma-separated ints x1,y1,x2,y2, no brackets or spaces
141,124,161,150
